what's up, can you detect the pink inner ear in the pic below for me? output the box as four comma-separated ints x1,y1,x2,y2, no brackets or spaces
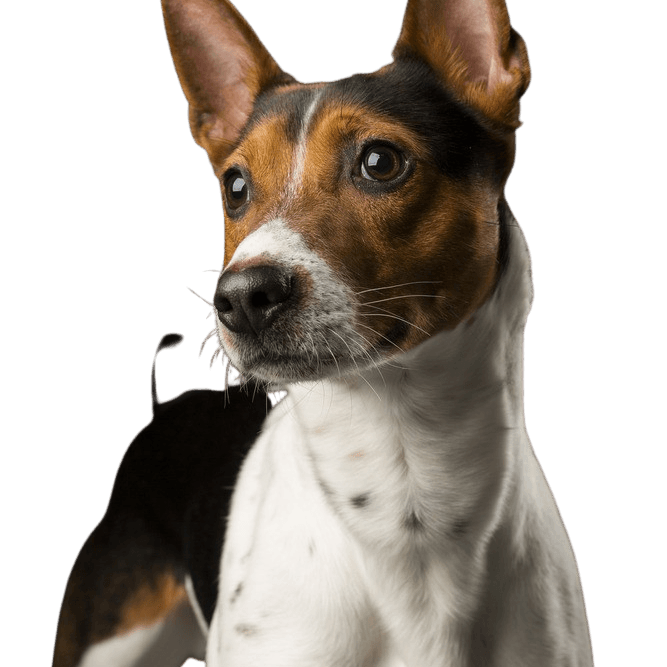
444,0,510,90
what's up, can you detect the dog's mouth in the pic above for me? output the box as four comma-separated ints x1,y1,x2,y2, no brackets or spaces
211,223,427,384
216,313,405,384
238,349,344,384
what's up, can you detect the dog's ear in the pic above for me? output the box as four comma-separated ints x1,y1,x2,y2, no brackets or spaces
162,0,293,165
393,0,530,129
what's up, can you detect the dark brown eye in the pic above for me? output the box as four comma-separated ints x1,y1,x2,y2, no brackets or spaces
361,145,402,182
224,171,249,210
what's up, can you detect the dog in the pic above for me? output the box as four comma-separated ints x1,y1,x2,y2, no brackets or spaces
53,0,594,665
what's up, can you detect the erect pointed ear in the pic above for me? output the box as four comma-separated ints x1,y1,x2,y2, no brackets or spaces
393,0,530,129
162,0,294,165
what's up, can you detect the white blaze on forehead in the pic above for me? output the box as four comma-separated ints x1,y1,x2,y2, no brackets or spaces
286,89,324,198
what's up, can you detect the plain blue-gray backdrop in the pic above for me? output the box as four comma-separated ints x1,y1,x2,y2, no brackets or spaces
2,0,665,664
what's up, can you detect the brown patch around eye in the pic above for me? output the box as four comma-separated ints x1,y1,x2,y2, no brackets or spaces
218,94,501,354
221,114,295,264
288,110,500,348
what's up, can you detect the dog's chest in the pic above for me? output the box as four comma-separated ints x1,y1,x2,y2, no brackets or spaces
206,379,488,666
206,398,403,666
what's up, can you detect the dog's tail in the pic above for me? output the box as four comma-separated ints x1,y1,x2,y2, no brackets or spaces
151,333,183,413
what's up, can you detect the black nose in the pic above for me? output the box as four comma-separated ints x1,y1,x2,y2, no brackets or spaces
214,265,294,335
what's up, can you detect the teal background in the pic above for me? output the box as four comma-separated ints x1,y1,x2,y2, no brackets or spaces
2,1,664,664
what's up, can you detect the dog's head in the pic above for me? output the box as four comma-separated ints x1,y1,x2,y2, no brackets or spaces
162,0,530,383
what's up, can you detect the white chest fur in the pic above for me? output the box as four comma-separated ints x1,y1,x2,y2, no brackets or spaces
207,224,589,666
209,360,518,666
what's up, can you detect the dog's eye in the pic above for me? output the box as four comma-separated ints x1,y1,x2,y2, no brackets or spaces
224,171,249,211
361,145,402,182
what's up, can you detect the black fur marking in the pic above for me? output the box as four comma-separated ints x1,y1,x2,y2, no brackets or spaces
235,623,259,637
451,519,469,537
324,59,513,185
405,511,423,531
350,493,370,509
230,582,244,605
317,476,334,499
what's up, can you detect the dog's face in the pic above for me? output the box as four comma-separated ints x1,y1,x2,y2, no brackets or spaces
162,0,530,383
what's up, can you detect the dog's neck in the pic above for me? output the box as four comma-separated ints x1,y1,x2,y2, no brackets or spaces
285,210,533,555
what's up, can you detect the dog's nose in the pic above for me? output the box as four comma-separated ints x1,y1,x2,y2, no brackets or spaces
214,265,294,335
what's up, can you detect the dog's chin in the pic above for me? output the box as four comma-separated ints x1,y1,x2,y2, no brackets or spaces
226,347,383,385
219,330,392,385
237,355,337,384
216,313,410,384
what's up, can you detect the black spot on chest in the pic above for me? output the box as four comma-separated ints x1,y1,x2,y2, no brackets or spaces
234,623,259,637
350,493,370,509
317,476,334,499
451,519,469,537
230,582,243,604
404,511,423,531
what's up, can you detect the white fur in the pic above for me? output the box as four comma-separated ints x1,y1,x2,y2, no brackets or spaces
286,90,323,198
209,219,593,666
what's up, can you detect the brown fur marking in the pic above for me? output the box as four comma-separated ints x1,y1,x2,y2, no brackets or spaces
117,571,188,635
393,0,530,129
221,97,501,351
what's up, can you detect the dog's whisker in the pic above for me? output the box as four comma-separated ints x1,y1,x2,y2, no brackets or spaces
347,331,378,368
328,328,363,374
357,303,431,336
357,368,383,401
200,328,218,356
357,302,399,317
187,286,213,307
349,330,388,388
352,324,409,372
362,293,449,306
307,333,322,371
354,280,442,295
329,328,384,399
323,339,342,378
309,334,320,368
356,322,404,354
209,346,222,368
358,309,430,337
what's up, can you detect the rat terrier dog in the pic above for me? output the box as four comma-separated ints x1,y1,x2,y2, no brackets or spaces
53,0,593,665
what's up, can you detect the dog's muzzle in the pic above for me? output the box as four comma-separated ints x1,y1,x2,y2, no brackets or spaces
214,265,294,336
